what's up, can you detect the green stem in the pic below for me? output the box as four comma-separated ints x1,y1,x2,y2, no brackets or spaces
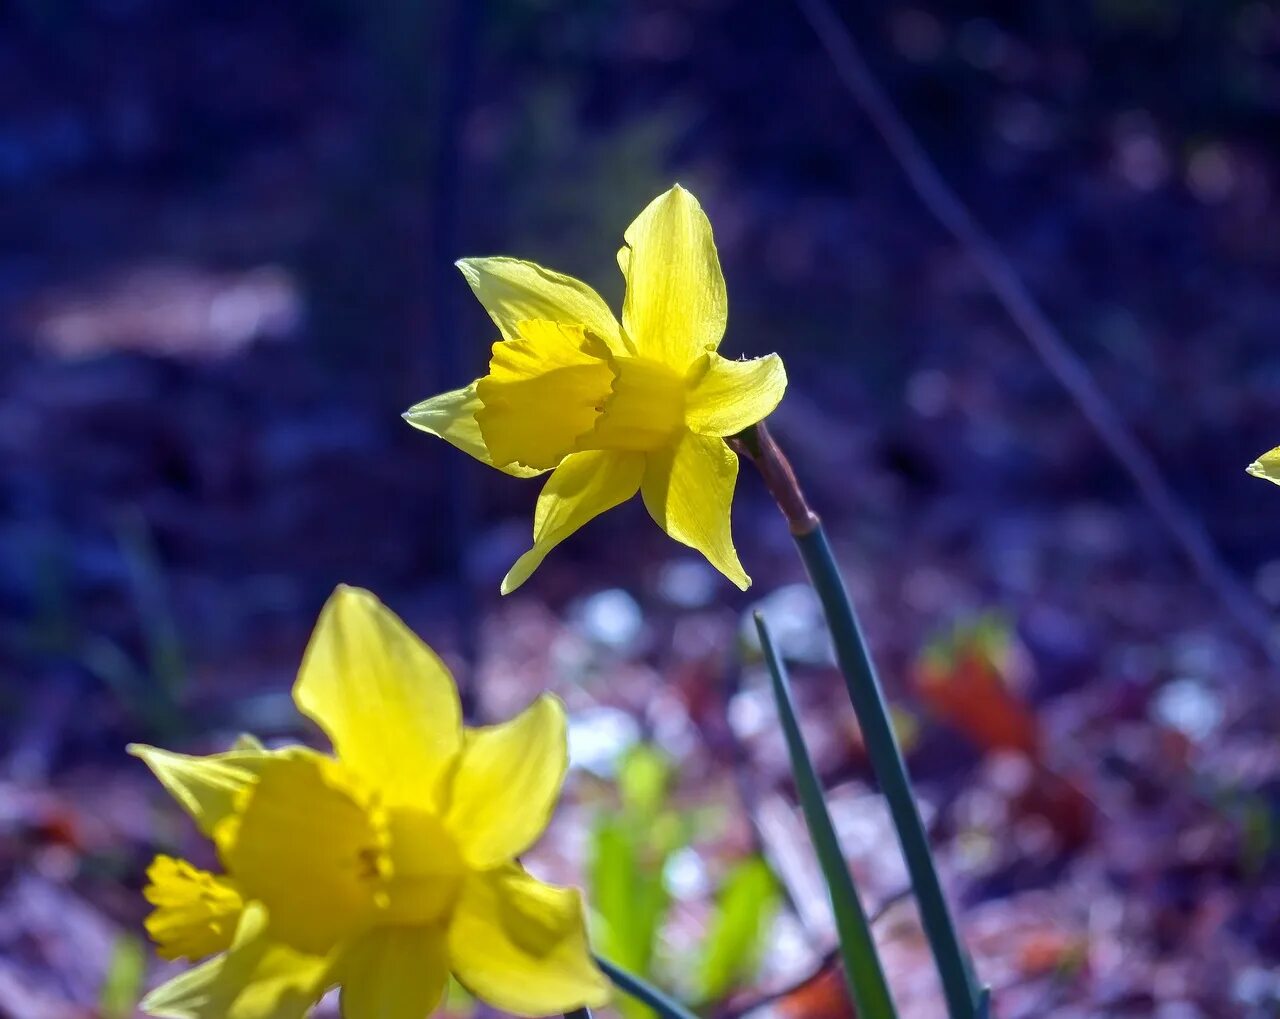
754,613,899,1019
735,423,980,1018
594,955,700,1019
793,524,978,1017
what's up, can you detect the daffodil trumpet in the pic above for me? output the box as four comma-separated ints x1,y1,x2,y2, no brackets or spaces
404,185,787,594
133,585,609,1019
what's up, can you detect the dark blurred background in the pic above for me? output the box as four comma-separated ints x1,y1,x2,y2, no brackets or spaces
2,1,1280,1016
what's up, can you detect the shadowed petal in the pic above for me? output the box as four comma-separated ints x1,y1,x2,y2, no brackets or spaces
337,926,449,1019
402,384,545,478
141,904,331,1019
447,866,610,1016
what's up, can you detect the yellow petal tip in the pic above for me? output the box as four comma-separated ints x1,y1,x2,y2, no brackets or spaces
1248,447,1280,485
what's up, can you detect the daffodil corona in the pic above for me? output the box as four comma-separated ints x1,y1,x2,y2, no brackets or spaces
133,585,608,1019
1248,446,1280,486
405,185,787,593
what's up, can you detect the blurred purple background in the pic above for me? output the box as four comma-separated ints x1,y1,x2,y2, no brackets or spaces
2,2,1279,1016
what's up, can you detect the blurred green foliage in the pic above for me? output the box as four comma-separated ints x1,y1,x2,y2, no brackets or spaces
589,745,779,1014
99,935,146,1019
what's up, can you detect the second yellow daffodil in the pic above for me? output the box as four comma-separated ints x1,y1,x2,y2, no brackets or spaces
1248,446,1280,486
132,585,608,1019
405,185,787,593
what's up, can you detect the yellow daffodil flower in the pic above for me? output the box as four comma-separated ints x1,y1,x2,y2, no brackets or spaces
132,585,608,1019
404,185,787,593
1248,446,1280,486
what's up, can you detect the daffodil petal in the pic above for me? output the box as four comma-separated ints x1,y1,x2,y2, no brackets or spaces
457,256,630,355
128,744,271,838
144,855,244,961
445,694,568,869
293,585,462,810
447,866,610,1016
403,383,545,479
217,750,389,955
502,450,645,594
337,926,449,1019
642,434,748,590
475,321,614,470
1247,446,1280,486
620,185,727,368
141,904,331,1019
685,352,787,436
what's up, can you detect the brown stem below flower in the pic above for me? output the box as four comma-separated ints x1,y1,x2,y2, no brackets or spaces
730,422,820,535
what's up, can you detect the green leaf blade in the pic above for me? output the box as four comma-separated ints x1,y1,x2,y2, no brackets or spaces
754,612,899,1019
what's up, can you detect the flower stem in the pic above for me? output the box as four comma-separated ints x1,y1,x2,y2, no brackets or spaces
736,423,981,1019
755,612,899,1019
594,955,700,1019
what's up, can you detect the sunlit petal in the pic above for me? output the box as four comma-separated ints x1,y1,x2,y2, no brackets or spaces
642,433,748,590
685,352,787,436
502,450,646,594
337,926,449,1019
402,384,545,478
1247,446,1280,486
620,185,727,368
445,694,568,869
293,585,462,810
457,256,629,354
447,866,610,1016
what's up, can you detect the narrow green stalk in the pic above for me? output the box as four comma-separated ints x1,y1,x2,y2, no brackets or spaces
594,955,700,1019
754,613,899,1019
737,423,981,1017
793,525,978,1017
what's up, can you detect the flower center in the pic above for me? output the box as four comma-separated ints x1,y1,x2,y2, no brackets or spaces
580,355,687,452
381,808,466,925
475,320,614,470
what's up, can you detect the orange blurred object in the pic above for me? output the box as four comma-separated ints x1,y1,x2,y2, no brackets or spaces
912,613,1039,757
774,956,856,1019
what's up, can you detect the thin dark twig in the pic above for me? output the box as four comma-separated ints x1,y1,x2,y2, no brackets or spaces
792,0,1279,666
719,885,910,1019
